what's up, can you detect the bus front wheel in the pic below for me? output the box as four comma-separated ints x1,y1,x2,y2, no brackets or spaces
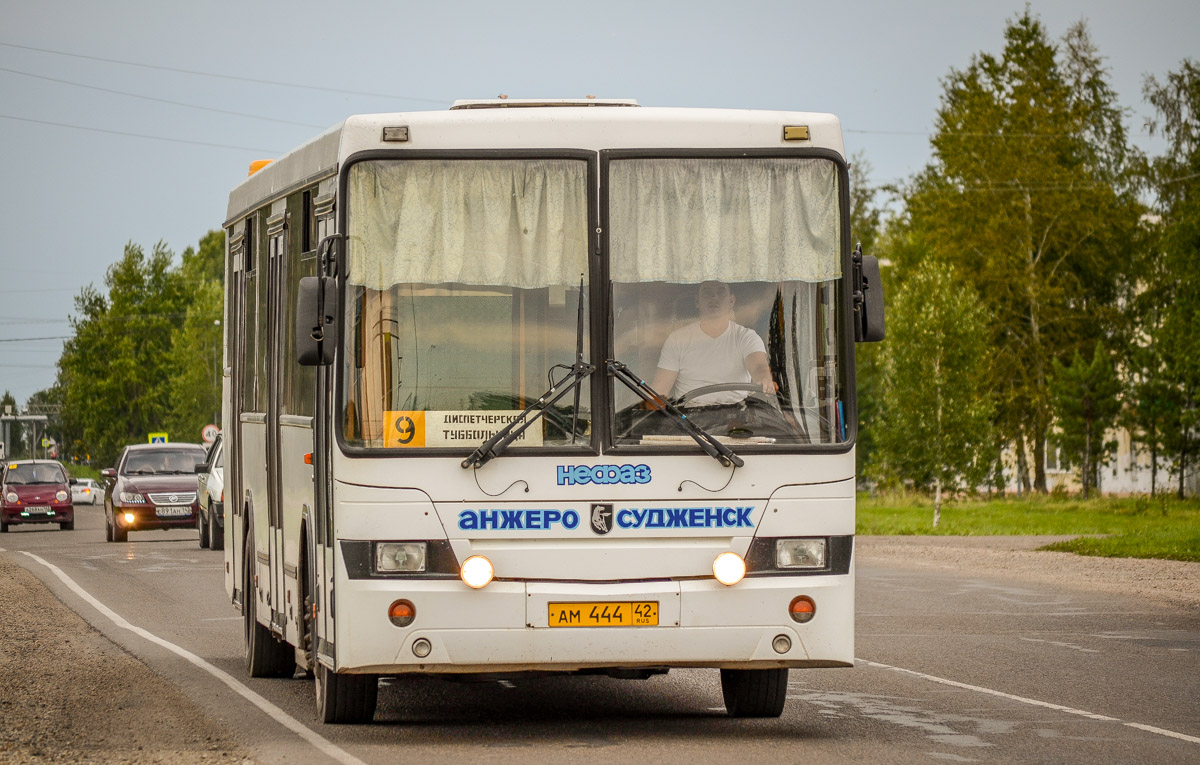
720,668,788,717
315,663,378,724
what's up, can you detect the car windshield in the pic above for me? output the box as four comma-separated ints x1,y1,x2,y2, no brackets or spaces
121,450,205,475
4,463,67,485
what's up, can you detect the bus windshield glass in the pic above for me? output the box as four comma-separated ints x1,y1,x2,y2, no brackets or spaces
342,157,591,451
608,156,847,447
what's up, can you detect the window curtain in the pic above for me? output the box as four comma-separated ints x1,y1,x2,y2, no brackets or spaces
609,157,841,284
347,159,589,290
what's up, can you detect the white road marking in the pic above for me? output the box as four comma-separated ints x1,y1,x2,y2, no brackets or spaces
21,551,366,765
859,659,1200,745
1018,637,1100,653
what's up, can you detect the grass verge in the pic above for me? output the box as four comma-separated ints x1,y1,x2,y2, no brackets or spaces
857,492,1200,563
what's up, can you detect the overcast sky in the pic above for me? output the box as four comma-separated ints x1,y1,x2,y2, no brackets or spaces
1,0,1196,408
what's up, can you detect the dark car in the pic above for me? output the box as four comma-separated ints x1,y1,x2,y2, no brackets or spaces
1,460,75,532
194,433,224,550
102,443,206,543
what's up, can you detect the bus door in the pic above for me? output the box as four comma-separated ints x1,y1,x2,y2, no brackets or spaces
311,194,337,662
226,223,247,605
266,210,287,633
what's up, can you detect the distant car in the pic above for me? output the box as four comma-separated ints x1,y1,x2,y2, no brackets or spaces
2,459,75,532
102,443,206,543
71,477,102,506
195,434,224,550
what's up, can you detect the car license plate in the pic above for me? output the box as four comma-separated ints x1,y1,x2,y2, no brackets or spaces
155,506,191,517
22,505,52,514
548,601,659,627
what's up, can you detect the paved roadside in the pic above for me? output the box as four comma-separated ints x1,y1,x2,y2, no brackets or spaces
0,554,252,764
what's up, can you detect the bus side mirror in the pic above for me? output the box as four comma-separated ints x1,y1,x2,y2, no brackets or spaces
296,276,339,366
853,247,885,343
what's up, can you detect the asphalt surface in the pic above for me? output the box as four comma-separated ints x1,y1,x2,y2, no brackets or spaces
2,503,1198,764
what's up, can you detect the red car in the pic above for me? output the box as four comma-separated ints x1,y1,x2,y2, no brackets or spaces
102,443,206,543
1,460,75,532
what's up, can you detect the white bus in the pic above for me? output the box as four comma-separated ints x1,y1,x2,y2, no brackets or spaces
222,98,884,723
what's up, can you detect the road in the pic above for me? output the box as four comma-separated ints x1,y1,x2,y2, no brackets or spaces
2,503,1198,764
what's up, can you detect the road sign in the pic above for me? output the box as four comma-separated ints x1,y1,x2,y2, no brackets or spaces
201,424,220,443
148,432,169,444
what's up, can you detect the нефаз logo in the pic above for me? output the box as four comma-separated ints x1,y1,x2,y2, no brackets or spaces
557,464,651,486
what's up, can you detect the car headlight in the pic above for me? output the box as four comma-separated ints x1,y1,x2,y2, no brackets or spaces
119,492,146,504
374,542,427,574
775,538,827,569
56,490,69,502
5,492,16,503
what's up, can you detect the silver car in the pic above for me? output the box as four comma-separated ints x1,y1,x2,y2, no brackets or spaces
71,477,101,505
195,435,224,550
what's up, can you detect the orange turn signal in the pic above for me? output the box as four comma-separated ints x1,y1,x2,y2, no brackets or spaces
388,599,416,627
789,595,816,623
304,453,313,465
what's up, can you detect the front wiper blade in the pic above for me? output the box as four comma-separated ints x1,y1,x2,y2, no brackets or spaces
461,358,594,469
607,360,744,468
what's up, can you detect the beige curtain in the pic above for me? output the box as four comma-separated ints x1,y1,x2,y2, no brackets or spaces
609,157,842,284
347,159,589,290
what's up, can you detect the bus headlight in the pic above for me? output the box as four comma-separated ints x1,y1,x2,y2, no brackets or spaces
375,542,426,574
712,552,746,586
776,538,827,569
460,555,494,589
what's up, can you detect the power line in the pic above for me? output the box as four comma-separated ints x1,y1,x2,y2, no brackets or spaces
0,336,70,343
0,65,327,129
0,41,446,104
0,114,284,153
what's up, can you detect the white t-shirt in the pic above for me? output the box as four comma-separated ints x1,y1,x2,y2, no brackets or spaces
656,321,767,406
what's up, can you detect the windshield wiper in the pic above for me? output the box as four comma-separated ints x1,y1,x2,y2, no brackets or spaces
460,358,593,469
462,278,593,470
607,360,744,468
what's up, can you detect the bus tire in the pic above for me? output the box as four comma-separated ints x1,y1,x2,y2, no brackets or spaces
720,668,788,718
244,529,293,678
315,662,378,724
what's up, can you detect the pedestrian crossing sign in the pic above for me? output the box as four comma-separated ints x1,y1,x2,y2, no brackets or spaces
149,433,169,444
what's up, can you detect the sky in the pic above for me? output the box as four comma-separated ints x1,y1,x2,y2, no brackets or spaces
1,0,1196,408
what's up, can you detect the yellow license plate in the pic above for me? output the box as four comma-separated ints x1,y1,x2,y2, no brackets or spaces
547,601,659,627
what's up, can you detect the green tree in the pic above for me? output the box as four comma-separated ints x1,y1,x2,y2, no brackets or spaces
872,257,994,525
167,278,223,440
1143,59,1200,497
58,242,189,466
1048,343,1122,498
902,11,1141,493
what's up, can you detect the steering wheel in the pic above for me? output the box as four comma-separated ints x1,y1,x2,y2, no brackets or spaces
675,382,782,412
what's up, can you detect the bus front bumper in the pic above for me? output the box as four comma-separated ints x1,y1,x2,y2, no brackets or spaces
334,573,854,674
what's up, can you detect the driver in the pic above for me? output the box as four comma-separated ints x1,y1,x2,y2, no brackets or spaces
649,281,777,408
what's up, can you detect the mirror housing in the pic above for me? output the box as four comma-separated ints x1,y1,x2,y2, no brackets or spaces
852,245,885,343
101,468,116,480
296,276,339,366
194,462,210,474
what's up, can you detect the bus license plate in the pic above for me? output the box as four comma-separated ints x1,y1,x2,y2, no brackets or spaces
548,601,659,627
155,506,191,517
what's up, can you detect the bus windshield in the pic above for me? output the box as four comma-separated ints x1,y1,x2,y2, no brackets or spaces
608,156,847,447
341,157,591,451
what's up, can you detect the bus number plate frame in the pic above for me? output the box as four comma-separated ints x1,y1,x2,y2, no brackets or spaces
547,601,659,627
